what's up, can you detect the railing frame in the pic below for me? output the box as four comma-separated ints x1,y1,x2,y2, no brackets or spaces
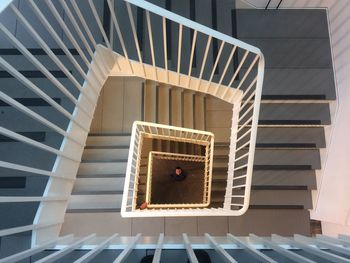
0,0,264,244
145,151,209,209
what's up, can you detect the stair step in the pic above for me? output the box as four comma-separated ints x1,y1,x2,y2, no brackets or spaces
255,143,318,148
170,87,183,126
258,120,323,125
256,127,326,148
77,162,127,176
66,208,121,213
212,170,316,188
81,159,128,163
71,190,123,195
227,208,310,235
214,142,321,154
212,185,309,191
252,170,316,188
194,93,205,130
261,94,327,100
68,194,122,210
157,84,170,124
246,101,332,127
144,80,157,122
77,173,125,178
253,165,313,170
84,145,129,149
248,205,304,209
73,178,125,193
264,189,311,206
214,149,321,169
88,133,131,136
213,165,314,174
183,91,194,128
213,190,312,208
215,143,319,150
86,135,130,147
82,148,129,161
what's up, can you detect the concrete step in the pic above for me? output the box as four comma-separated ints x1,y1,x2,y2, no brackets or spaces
77,162,127,176
82,148,129,161
250,190,312,209
257,103,331,125
194,93,205,130
158,84,170,124
60,212,131,236
222,127,327,149
252,170,316,189
183,91,194,128
254,149,320,168
86,135,130,147
212,189,312,209
256,127,326,148
170,87,183,127
72,177,125,193
62,209,310,236
228,209,311,236
261,68,336,100
144,80,157,122
214,149,321,169
67,194,122,210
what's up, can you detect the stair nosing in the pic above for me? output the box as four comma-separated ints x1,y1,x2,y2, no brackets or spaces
71,190,123,195
76,174,125,178
80,159,128,163
84,145,129,149
66,208,121,213
88,133,131,136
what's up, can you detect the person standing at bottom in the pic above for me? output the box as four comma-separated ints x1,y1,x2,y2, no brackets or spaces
170,166,186,181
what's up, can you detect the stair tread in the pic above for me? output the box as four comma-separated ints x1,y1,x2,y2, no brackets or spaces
84,146,129,149
66,208,121,213
70,192,123,196
88,133,131,136
76,174,125,178
80,159,128,163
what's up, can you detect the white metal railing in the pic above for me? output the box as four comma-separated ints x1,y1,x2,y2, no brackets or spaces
121,121,214,216
114,0,264,216
0,0,264,244
0,0,113,246
1,233,349,263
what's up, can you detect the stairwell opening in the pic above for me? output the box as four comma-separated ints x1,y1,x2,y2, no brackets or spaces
122,121,215,215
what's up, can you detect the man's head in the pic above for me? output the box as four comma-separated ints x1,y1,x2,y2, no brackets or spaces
175,167,182,176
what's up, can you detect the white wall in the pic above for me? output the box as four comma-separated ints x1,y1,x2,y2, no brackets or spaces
239,0,350,236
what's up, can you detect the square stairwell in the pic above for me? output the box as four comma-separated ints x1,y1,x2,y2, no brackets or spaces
121,121,215,217
145,151,207,208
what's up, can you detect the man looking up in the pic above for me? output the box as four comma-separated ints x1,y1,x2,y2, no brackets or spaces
170,166,186,181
